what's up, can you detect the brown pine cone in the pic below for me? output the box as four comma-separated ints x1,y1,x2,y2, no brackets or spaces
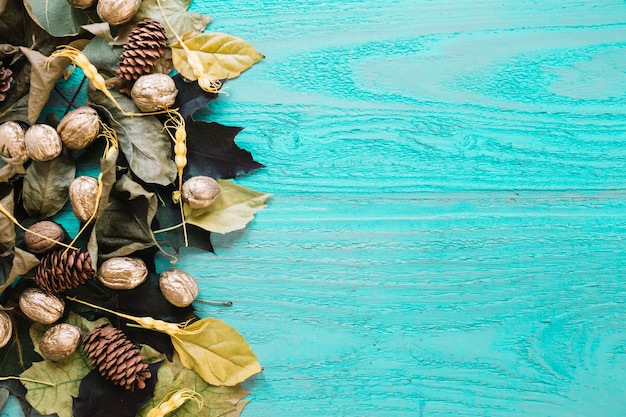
116,19,168,82
0,66,13,103
34,249,93,294
83,324,151,390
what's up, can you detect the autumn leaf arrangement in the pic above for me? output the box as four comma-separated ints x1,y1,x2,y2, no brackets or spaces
0,0,268,415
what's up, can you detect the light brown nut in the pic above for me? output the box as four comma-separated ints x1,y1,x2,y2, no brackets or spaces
39,323,81,361
0,121,29,164
24,124,62,162
57,106,100,150
24,221,65,254
97,257,148,290
67,0,96,9
97,0,142,26
181,176,220,209
0,310,12,349
159,269,199,307
69,176,99,223
19,288,65,324
131,74,178,112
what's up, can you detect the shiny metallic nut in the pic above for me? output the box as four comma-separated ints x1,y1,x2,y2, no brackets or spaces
97,257,148,290
181,176,221,209
131,74,178,112
57,106,100,150
69,176,99,223
97,0,142,26
24,124,62,162
19,288,64,324
39,323,81,361
67,0,96,8
0,310,12,349
0,121,28,164
159,269,199,307
24,221,65,254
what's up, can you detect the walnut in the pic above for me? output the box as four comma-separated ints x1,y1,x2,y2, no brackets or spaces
19,288,65,324
24,124,62,162
24,221,65,254
39,323,81,361
181,176,221,209
67,0,96,9
69,176,99,223
97,257,148,290
0,310,12,349
57,106,100,150
97,0,142,26
159,269,199,307
0,121,28,164
131,74,178,112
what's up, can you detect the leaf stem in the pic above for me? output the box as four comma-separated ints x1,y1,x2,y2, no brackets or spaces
0,376,55,387
195,299,233,307
0,203,78,251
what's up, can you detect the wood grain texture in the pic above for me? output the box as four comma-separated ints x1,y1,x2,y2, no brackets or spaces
4,1,626,416
180,1,626,415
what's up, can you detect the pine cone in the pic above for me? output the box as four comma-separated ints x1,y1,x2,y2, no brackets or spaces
0,66,13,103
117,19,167,82
83,324,151,390
34,249,93,294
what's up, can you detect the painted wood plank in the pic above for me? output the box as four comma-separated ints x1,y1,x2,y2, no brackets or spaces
177,1,626,416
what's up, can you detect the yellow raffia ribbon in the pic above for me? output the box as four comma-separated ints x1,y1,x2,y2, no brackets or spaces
146,388,203,417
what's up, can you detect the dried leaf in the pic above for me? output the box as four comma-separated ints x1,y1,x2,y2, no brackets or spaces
138,354,250,417
184,180,270,235
0,184,15,254
82,36,122,76
73,361,161,417
172,73,218,119
81,22,115,42
0,312,41,379
22,152,76,218
0,248,40,292
20,39,89,124
93,174,157,259
89,90,177,186
20,313,108,417
184,121,264,179
0,93,29,125
171,317,262,386
135,0,212,43
171,32,263,81
23,0,95,37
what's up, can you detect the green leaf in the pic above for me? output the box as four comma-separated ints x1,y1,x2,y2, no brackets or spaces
171,318,262,386
92,173,158,259
171,33,264,81
23,0,95,37
0,185,15,254
135,0,212,43
0,311,41,378
82,36,123,76
90,90,177,186
138,355,250,417
184,180,270,235
23,152,76,218
21,313,108,417
87,141,119,269
0,93,29,125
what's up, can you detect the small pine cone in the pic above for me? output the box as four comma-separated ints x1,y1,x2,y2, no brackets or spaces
116,19,167,82
83,324,151,390
0,66,13,103
34,249,93,294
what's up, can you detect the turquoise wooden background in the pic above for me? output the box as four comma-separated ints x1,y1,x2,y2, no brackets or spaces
5,0,626,416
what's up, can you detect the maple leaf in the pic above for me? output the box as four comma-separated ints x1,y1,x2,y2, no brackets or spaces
172,73,219,119
138,354,250,417
20,313,109,417
184,121,264,180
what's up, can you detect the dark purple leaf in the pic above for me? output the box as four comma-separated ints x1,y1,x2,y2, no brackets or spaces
172,73,219,119
72,362,161,417
185,121,264,179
